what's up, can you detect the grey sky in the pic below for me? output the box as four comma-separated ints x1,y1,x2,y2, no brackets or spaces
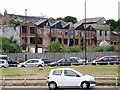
0,0,119,21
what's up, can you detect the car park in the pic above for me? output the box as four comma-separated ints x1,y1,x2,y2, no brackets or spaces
47,68,96,90
49,58,71,66
17,59,45,67
0,55,19,67
92,56,120,65
0,59,9,68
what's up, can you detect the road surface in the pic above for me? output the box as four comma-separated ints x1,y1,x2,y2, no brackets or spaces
1,86,119,90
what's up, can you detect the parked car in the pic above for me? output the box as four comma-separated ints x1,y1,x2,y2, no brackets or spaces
49,58,71,66
17,59,45,67
92,56,120,65
0,59,9,68
42,58,54,66
69,57,87,65
0,55,19,67
47,68,96,90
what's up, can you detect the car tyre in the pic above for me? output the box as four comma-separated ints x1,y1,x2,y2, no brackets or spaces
1,66,6,68
38,65,42,67
48,82,57,90
81,81,90,89
21,65,25,67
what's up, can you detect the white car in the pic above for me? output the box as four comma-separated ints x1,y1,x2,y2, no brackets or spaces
47,68,96,90
0,59,9,68
17,59,45,67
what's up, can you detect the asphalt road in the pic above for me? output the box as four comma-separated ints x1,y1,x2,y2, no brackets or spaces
1,86,119,90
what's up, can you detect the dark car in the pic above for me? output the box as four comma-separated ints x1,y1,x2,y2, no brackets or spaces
0,55,19,67
41,58,54,66
68,58,81,65
49,58,71,66
92,56,120,65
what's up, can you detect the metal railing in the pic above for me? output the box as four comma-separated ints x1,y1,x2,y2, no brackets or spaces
0,77,119,86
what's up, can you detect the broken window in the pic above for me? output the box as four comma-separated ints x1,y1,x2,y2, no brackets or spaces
22,37,27,44
30,37,35,44
58,38,62,44
75,39,79,45
22,26,27,33
30,27,35,34
58,29,62,35
37,28,42,34
38,37,43,44
64,30,68,35
51,29,54,34
64,39,68,44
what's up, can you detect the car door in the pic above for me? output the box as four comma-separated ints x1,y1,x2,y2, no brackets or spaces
52,70,64,86
25,60,34,67
63,70,82,86
33,60,40,67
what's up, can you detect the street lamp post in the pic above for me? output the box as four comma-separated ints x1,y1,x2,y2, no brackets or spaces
84,0,87,64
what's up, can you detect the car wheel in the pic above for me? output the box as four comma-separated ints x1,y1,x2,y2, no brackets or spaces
81,81,90,89
48,82,57,90
21,65,25,67
1,66,6,68
38,65,42,67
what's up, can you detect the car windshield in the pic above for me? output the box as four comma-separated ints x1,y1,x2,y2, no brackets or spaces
73,69,85,76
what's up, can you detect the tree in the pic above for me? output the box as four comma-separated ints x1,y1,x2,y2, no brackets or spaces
9,19,21,26
56,16,78,24
48,41,61,53
0,37,22,53
63,16,77,24
106,19,117,28
56,17,64,21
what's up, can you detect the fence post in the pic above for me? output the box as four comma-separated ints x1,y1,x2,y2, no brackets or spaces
116,78,118,86
2,78,5,86
24,78,26,86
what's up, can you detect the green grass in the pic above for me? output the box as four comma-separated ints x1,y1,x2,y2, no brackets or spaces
0,65,119,78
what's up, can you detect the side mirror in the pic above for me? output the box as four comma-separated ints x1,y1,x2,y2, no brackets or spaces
76,74,80,77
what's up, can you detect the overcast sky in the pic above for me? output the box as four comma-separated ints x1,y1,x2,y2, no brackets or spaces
0,0,119,21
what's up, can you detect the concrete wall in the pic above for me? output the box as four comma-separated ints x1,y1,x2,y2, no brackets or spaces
0,25,20,44
7,52,120,62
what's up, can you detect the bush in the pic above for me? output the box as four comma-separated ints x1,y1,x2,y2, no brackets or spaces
105,45,115,51
94,46,104,52
60,46,82,52
48,41,61,53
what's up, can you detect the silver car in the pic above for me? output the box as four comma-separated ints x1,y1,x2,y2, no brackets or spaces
0,59,9,68
17,59,45,67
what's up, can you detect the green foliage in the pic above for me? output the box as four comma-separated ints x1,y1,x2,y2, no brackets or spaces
70,46,81,52
48,41,61,53
60,47,71,52
106,19,120,32
56,16,78,24
105,45,115,51
94,46,104,52
9,19,21,25
61,46,82,52
88,45,116,52
63,16,77,24
0,37,22,53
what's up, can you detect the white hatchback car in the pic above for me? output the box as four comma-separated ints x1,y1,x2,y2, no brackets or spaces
47,68,96,90
17,59,45,67
0,59,9,68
